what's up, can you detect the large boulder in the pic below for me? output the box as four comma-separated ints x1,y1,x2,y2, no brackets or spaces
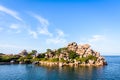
95,56,107,66
67,42,78,52
81,44,90,49
95,52,100,57
76,49,85,56
88,60,95,64
76,44,91,56
85,48,93,54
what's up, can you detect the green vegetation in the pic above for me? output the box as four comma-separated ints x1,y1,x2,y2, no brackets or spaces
76,55,97,63
0,50,36,63
56,47,67,55
31,58,41,62
0,55,12,62
39,58,48,61
29,50,37,55
0,42,107,66
0,55,20,62
46,49,52,54
87,55,97,61
37,54,45,58
0,48,97,64
68,51,78,59
48,58,59,62
60,58,69,63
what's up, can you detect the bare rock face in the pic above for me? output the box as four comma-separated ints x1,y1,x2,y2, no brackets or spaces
66,42,107,66
76,49,85,56
78,44,91,55
67,42,78,52
88,60,95,64
95,52,100,57
42,42,107,66
81,44,91,49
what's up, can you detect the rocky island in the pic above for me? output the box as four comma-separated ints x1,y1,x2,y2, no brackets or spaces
0,42,107,66
39,42,107,66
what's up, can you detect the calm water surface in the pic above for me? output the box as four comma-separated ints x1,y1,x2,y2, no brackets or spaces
0,56,120,80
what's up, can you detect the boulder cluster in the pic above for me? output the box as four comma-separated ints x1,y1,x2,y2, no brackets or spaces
68,42,98,58
43,42,107,66
0,42,107,66
67,42,107,65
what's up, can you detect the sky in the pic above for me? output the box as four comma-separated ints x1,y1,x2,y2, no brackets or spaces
0,0,120,55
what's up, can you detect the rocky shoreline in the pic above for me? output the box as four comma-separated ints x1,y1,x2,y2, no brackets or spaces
0,62,11,65
38,61,107,67
0,42,107,66
38,42,107,66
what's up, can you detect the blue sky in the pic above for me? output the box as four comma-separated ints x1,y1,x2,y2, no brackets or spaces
0,0,120,55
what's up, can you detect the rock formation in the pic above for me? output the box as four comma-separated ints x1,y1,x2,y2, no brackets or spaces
43,42,107,66
0,42,107,66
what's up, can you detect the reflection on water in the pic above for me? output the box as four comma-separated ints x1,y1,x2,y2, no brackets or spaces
0,56,120,80
36,64,105,80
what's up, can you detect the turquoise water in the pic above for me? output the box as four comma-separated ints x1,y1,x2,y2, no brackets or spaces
0,56,120,80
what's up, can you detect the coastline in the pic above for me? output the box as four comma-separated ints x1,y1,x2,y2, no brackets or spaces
39,61,107,67
0,60,107,66
0,42,107,67
0,62,11,65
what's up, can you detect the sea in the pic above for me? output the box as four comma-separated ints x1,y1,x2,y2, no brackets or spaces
0,56,120,80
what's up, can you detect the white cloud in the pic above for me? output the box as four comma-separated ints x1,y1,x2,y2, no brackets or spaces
46,37,66,44
10,24,19,29
31,14,67,43
83,34,115,54
56,29,65,37
0,5,22,21
88,35,105,42
46,29,67,44
32,14,52,37
34,14,49,27
28,29,38,39
8,24,22,33
38,27,52,37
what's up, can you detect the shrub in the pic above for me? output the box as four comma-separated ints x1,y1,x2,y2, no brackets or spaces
18,55,32,63
80,57,88,63
46,49,52,53
57,47,67,54
59,58,69,63
31,58,41,62
75,55,97,63
24,59,31,64
18,57,25,62
87,55,97,61
0,55,13,62
25,55,33,59
68,51,78,59
49,58,59,62
40,58,48,61
37,54,45,58
29,50,37,56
